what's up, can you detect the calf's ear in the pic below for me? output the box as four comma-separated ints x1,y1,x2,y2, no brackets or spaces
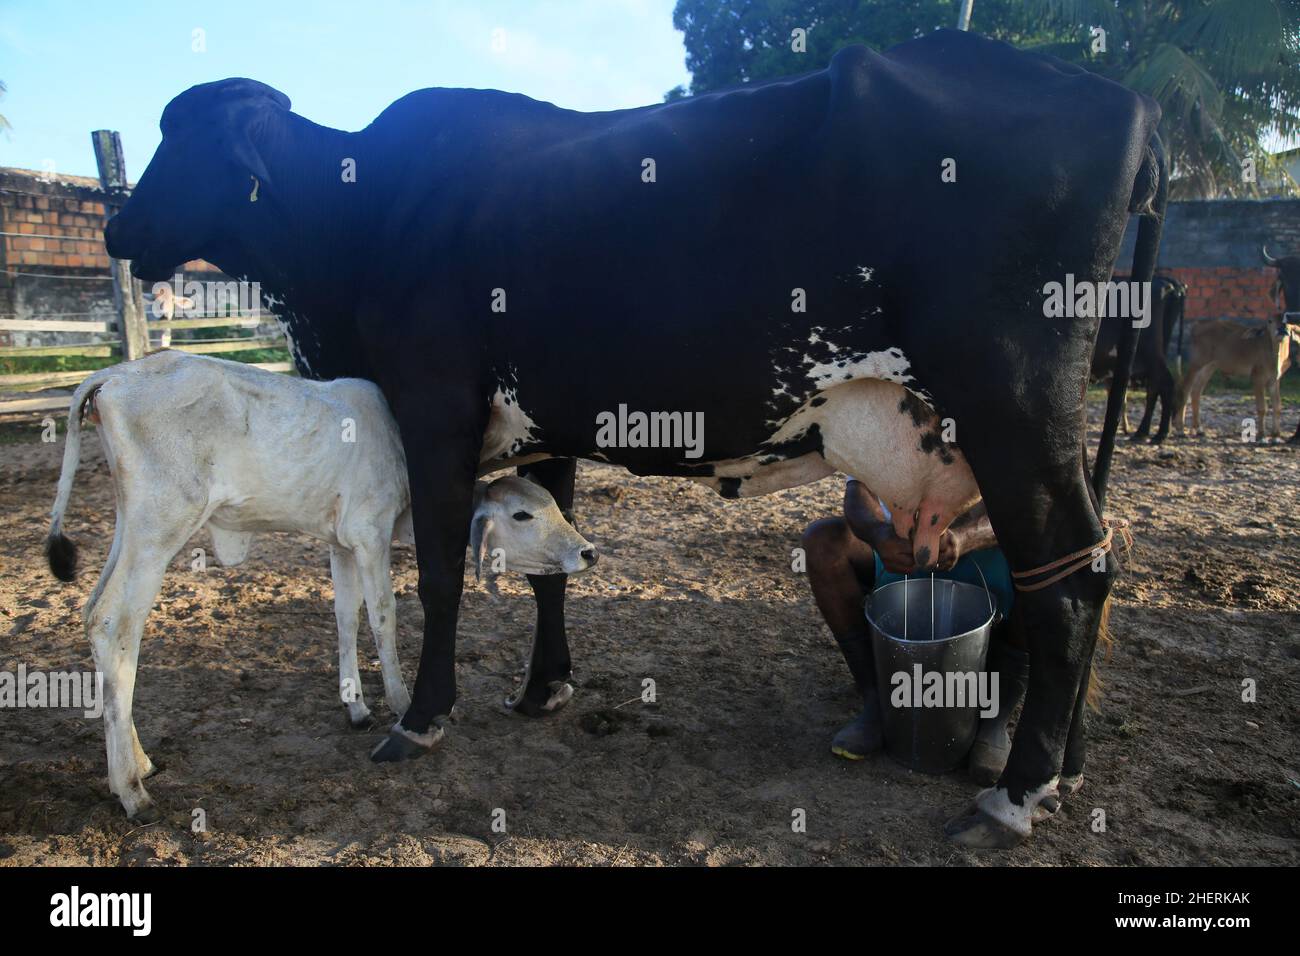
470,513,493,582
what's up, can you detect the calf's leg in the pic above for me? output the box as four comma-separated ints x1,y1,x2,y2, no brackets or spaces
354,542,411,717
88,527,188,821
330,546,372,728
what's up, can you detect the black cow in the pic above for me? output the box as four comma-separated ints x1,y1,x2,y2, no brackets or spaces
1090,274,1186,444
104,29,1166,847
1263,247,1300,444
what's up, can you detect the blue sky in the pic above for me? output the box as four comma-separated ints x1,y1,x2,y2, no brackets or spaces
0,0,691,179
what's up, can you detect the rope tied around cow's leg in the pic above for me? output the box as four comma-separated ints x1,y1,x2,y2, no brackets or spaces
1011,518,1132,593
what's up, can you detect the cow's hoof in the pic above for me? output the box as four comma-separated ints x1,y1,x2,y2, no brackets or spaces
506,680,573,717
1032,794,1060,823
369,722,445,763
943,807,1027,849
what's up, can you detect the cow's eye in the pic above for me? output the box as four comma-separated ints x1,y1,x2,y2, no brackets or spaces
512,511,533,521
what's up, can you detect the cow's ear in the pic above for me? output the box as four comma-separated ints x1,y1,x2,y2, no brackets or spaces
232,131,273,195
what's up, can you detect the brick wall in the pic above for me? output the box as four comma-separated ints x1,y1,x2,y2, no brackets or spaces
1,170,110,272
1119,198,1300,320
0,167,224,346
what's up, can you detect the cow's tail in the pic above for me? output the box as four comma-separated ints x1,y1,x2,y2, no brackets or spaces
1092,132,1168,509
46,366,116,581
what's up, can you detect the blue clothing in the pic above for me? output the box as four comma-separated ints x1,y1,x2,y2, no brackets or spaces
873,546,1014,617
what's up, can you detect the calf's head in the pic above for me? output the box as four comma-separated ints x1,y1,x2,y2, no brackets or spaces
470,476,598,579
104,78,291,281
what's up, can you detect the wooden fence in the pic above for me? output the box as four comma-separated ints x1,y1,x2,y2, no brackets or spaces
0,130,290,416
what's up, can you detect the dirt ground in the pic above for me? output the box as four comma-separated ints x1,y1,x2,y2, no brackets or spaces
0,393,1296,867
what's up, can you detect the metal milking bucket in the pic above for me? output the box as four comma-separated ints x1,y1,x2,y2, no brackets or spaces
864,571,998,774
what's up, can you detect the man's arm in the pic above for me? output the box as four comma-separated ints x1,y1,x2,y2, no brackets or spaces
844,479,916,574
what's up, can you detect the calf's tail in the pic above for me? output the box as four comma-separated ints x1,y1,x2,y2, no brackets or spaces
45,366,117,581
1092,132,1168,509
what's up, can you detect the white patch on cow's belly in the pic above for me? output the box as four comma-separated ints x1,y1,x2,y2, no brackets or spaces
805,345,914,392
480,387,540,463
691,451,834,497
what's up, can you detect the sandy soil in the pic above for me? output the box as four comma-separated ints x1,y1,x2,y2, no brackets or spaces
0,394,1296,866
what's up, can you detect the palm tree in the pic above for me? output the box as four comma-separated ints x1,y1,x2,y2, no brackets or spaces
1015,1,1300,197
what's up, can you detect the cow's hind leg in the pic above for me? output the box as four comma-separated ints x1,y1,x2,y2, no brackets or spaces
509,457,578,716
1148,362,1176,444
944,462,1111,848
330,547,373,728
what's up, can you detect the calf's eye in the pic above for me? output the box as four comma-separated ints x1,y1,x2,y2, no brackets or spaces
512,511,533,521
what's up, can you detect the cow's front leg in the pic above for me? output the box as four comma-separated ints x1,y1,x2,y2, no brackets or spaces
941,456,1111,849
370,413,483,763
945,555,1110,848
510,457,577,716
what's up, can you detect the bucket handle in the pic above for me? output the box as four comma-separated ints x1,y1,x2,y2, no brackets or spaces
903,564,993,639
971,559,997,622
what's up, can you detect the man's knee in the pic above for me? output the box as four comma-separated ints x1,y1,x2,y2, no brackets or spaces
802,517,852,570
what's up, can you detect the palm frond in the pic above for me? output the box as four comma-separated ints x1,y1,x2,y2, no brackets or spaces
1023,0,1125,34
1174,0,1289,77
1124,43,1226,126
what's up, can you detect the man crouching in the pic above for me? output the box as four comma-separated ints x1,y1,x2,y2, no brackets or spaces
802,477,1026,783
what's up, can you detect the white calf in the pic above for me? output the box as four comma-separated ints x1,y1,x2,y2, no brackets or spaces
46,350,597,820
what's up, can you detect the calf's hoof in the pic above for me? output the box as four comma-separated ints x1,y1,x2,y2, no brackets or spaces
345,704,375,730
387,692,413,720
943,807,1026,849
369,722,445,763
126,798,161,825
506,680,574,717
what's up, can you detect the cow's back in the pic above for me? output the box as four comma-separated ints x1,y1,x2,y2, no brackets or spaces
95,352,407,542
401,29,1161,470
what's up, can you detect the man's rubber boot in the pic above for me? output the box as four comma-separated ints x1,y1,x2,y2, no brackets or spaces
830,630,883,760
968,639,1029,785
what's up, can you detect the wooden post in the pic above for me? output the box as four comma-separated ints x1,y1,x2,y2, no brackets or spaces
92,129,149,361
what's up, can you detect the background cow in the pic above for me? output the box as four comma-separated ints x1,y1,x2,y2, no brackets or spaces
1174,316,1296,441
1091,274,1186,444
1262,246,1300,443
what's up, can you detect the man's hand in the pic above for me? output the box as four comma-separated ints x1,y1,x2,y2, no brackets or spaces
936,528,964,572
872,527,917,576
